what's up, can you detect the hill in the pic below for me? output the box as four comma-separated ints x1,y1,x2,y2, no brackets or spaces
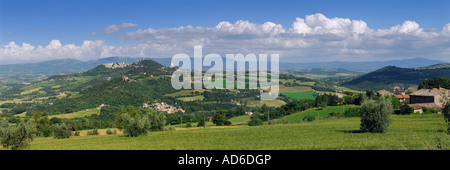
280,58,446,72
285,68,361,82
341,65,450,91
0,59,262,116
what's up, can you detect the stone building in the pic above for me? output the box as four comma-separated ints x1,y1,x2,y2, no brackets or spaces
400,87,449,113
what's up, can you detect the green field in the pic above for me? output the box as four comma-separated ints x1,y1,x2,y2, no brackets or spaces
282,90,317,100
278,105,359,122
177,95,204,102
16,114,449,150
48,109,100,119
246,99,287,108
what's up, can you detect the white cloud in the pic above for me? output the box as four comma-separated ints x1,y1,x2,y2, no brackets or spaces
104,22,138,34
2,13,450,64
0,40,111,64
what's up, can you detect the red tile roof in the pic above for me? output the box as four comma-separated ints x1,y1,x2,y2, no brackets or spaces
394,94,410,99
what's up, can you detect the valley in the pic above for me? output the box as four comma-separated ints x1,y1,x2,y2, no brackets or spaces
0,57,449,150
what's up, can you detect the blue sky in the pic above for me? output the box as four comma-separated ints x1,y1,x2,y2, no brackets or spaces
1,0,450,64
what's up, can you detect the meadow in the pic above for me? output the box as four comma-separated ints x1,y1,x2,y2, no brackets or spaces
278,105,359,123
281,90,317,100
13,114,449,150
47,109,101,119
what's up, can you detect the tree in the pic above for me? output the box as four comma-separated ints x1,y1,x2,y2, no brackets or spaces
366,90,375,98
360,97,393,133
147,110,166,131
115,105,142,130
32,112,52,137
120,114,151,137
116,107,165,137
212,110,231,126
0,119,37,150
443,103,450,134
53,123,72,139
391,96,402,109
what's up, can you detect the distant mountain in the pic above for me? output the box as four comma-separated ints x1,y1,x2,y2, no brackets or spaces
0,57,143,75
341,65,450,91
280,58,446,72
0,57,145,83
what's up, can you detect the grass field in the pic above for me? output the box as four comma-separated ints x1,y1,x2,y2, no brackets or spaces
246,99,287,108
278,105,359,122
177,95,204,102
19,114,449,150
48,110,100,119
278,85,312,92
282,90,317,100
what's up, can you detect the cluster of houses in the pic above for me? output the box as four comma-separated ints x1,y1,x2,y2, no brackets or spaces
377,87,449,114
102,62,131,69
143,102,185,114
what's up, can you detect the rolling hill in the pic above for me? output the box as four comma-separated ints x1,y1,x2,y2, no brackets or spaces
0,59,261,116
280,58,446,72
341,65,450,91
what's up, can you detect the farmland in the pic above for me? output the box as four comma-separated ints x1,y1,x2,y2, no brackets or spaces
18,114,449,150
281,91,317,100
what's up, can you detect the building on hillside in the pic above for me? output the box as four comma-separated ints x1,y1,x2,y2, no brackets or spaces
400,87,449,114
394,94,410,102
377,89,391,96
393,86,402,92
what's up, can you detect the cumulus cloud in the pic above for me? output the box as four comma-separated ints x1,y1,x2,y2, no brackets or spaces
104,22,138,34
116,13,450,62
0,40,111,64
2,13,450,64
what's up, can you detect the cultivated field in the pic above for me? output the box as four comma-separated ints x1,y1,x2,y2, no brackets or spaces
246,99,287,108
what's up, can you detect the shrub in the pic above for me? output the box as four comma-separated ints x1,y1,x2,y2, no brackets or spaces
303,115,316,122
406,106,415,115
422,107,436,114
197,119,206,127
360,97,393,133
42,127,53,137
53,123,72,139
87,129,99,136
248,118,263,126
186,123,192,127
268,120,278,125
73,131,80,136
106,129,117,135
344,107,361,117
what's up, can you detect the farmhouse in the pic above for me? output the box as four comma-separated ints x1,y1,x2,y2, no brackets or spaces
377,89,391,96
394,93,410,102
400,87,449,113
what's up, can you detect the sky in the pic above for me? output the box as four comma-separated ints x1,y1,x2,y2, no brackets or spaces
1,0,450,64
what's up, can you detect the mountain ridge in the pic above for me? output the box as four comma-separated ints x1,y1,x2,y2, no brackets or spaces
341,65,450,91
